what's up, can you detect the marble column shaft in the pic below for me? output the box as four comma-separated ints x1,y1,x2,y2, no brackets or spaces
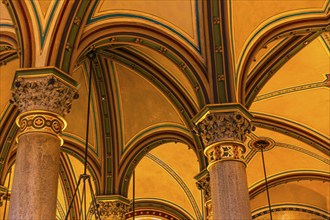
10,132,61,219
209,158,250,219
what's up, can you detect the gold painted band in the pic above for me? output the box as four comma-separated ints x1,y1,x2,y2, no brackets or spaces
15,110,67,146
207,158,247,171
16,110,67,130
203,140,246,156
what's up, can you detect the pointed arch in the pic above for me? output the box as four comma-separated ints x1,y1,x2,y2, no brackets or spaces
118,127,206,196
4,0,35,67
237,5,330,106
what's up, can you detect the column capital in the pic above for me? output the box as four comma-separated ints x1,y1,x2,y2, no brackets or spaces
192,104,254,146
195,170,211,202
11,67,79,116
92,195,130,220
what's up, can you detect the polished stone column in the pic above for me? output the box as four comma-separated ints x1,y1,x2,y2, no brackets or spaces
193,104,253,220
8,68,78,220
196,171,213,220
92,195,130,220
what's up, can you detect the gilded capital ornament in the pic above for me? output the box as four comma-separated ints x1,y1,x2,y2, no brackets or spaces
92,200,129,220
205,200,213,220
192,104,254,167
11,67,79,116
204,142,246,167
91,196,130,220
11,68,79,144
195,111,252,146
15,110,67,145
196,174,211,202
196,172,213,219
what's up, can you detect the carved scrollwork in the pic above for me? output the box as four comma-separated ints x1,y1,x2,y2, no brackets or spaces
196,173,213,219
90,200,130,220
196,174,211,202
18,112,64,134
196,112,253,146
205,200,213,220
11,75,78,116
16,111,66,145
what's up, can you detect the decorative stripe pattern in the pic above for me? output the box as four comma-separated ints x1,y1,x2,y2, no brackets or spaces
252,203,330,219
276,142,330,165
56,199,65,220
246,141,330,165
245,149,257,164
16,111,66,145
205,143,246,169
126,209,179,220
254,77,329,102
29,0,60,48
86,1,201,53
146,153,202,220
321,32,330,51
249,170,330,199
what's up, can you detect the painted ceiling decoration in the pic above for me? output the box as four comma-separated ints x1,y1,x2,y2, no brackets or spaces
0,0,329,219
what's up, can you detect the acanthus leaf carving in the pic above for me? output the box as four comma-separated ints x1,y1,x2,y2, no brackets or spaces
196,112,252,146
90,200,130,220
11,76,78,116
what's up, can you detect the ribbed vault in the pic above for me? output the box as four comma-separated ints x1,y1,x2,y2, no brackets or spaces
0,0,329,219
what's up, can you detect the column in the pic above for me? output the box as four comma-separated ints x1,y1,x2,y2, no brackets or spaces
196,171,213,220
8,67,79,219
193,104,253,220
92,195,130,220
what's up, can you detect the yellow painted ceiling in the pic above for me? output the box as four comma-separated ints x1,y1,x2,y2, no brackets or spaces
0,59,18,113
128,143,201,219
95,0,196,37
256,37,329,94
115,62,184,145
0,2,11,22
36,0,53,17
0,0,329,219
232,0,326,64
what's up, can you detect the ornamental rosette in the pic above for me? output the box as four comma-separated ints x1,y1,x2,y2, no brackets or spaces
11,76,78,116
196,112,252,146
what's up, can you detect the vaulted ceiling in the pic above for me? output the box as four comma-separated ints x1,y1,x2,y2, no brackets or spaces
0,1,329,219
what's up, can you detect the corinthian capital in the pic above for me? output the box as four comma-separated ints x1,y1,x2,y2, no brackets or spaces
91,195,130,220
193,104,254,146
11,67,79,116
